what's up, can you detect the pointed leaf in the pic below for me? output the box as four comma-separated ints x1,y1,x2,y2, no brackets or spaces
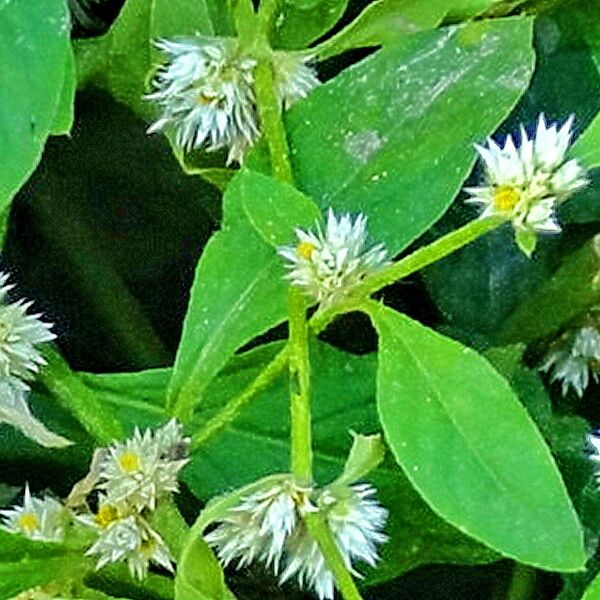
367,302,586,571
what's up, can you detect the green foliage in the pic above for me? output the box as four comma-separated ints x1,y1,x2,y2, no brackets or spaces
367,302,586,571
0,0,74,219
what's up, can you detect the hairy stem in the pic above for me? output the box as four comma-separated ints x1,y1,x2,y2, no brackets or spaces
40,347,124,444
189,346,288,451
254,59,294,184
304,512,364,600
288,289,312,485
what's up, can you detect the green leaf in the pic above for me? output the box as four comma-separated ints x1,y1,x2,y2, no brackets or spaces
584,573,600,600
251,17,535,255
167,170,319,420
75,0,228,118
51,48,77,135
312,0,447,60
571,110,600,170
0,0,73,216
333,432,386,487
498,236,600,345
184,340,497,585
239,169,322,247
271,0,349,50
515,228,537,257
366,301,586,571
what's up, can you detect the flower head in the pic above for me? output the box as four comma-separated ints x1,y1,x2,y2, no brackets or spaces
280,484,388,600
465,114,588,255
273,52,320,109
146,37,259,164
99,420,189,512
278,209,388,303
206,479,387,600
85,514,173,580
1,484,67,542
541,326,600,397
205,479,309,572
0,272,55,382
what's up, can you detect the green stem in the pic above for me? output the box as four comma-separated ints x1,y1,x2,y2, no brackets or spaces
39,346,124,444
504,563,536,600
310,216,505,334
189,346,288,451
254,59,294,184
304,512,364,600
288,289,312,485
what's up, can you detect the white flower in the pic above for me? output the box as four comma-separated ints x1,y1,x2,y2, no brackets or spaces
146,37,259,164
0,272,55,382
280,484,388,600
99,421,189,512
85,514,173,580
273,52,320,109
541,326,600,397
278,209,388,303
465,114,588,255
205,479,309,572
1,484,67,542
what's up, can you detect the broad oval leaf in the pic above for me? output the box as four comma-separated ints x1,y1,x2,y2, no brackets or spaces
0,0,74,216
251,17,535,255
571,108,600,169
584,572,600,600
366,302,586,571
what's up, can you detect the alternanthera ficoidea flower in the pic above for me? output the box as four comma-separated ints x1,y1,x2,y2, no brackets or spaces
206,479,387,600
0,272,69,448
541,325,600,397
99,420,189,512
85,514,174,580
1,483,67,542
146,37,259,164
278,209,388,304
465,114,588,255
146,37,320,164
280,484,388,600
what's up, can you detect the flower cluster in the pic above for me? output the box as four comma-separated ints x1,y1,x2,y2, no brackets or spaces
541,324,600,398
1,421,188,581
0,272,69,448
1,484,67,542
146,36,319,163
205,478,387,599
278,209,388,305
80,420,189,579
465,114,588,256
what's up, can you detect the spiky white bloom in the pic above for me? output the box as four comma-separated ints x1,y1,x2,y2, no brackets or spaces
278,209,388,303
1,484,67,542
465,114,588,255
86,514,173,580
273,52,320,109
541,326,600,397
205,479,309,572
0,273,55,382
146,37,259,164
280,484,388,600
99,420,189,512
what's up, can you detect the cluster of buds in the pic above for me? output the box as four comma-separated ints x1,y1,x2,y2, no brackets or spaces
465,114,588,256
278,209,389,306
541,313,600,398
205,477,388,599
0,272,68,448
1,421,189,581
146,36,319,164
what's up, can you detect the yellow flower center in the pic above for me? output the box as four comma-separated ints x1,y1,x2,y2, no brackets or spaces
118,451,141,474
296,242,316,260
17,512,39,533
493,186,521,212
95,504,119,529
196,92,215,105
